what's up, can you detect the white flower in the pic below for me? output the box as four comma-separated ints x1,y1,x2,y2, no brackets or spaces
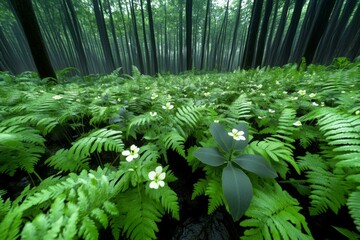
151,93,158,99
214,120,219,123
356,110,360,115
276,81,280,85
293,121,302,127
52,95,63,100
204,92,211,97
341,91,346,94
298,90,306,95
145,87,150,90
162,102,174,110
268,109,275,113
309,93,316,98
150,112,157,117
260,93,266,96
257,84,263,89
122,145,140,162
312,102,319,106
228,129,246,141
167,94,172,99
148,166,166,189
321,102,325,107
291,96,298,101
283,91,288,95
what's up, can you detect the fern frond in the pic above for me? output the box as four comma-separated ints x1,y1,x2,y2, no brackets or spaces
273,108,297,143
348,189,360,232
68,128,123,161
160,130,186,157
240,182,312,240
205,179,226,215
0,126,45,175
117,188,163,240
146,185,180,220
306,167,347,215
192,179,207,200
45,149,90,172
226,94,252,120
174,105,203,131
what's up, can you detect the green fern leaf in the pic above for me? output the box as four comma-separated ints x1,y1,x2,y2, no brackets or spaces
205,179,226,214
91,208,108,228
161,130,186,157
348,189,360,232
240,182,312,240
227,94,252,120
79,216,98,240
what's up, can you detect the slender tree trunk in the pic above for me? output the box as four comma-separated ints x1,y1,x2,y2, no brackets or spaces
147,0,158,74
227,0,242,70
254,0,273,67
200,0,211,70
130,0,144,73
277,0,305,66
8,0,56,79
185,0,192,71
242,0,263,69
105,0,122,69
92,0,115,72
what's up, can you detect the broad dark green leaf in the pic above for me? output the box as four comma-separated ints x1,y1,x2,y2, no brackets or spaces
210,123,233,152
222,164,253,221
233,154,277,178
232,123,249,152
193,147,225,166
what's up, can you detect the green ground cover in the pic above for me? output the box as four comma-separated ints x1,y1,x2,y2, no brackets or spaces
0,60,360,239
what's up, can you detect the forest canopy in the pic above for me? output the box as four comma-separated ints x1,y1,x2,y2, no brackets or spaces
1,0,360,77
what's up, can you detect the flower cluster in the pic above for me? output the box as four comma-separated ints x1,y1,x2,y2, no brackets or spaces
228,129,246,141
148,166,166,189
122,145,140,162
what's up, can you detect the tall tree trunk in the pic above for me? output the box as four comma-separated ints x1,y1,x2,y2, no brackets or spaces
147,0,158,74
200,0,211,70
277,0,305,66
92,0,115,72
242,0,263,69
8,0,56,79
185,0,192,71
227,0,242,70
302,0,337,64
254,0,273,67
130,0,144,73
105,0,122,69
268,0,290,66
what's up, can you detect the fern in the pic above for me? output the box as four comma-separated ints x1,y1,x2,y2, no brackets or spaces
174,105,203,132
348,189,360,232
68,128,123,161
146,185,180,220
226,94,252,120
117,188,163,240
240,182,312,240
45,149,90,172
160,130,186,158
273,108,297,144
0,125,45,175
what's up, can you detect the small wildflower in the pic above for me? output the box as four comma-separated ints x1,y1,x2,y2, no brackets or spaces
276,81,280,85
291,96,298,101
151,93,158,99
145,87,150,90
52,95,63,100
298,90,306,95
257,84,263,89
148,166,166,189
162,102,174,110
356,110,360,115
122,145,140,162
312,102,319,106
167,94,172,99
214,120,219,123
228,129,246,141
150,112,157,117
321,102,325,107
268,109,275,113
260,93,266,96
341,91,346,94
293,121,302,127
117,98,121,102
204,92,211,97
283,91,288,95
309,93,316,98
258,116,263,119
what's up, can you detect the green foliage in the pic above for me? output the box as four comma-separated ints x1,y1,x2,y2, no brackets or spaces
0,126,45,175
240,182,312,240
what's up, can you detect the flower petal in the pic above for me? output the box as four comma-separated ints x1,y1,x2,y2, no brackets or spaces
155,166,163,174
149,181,158,189
148,171,156,180
122,150,130,156
158,172,166,180
158,181,165,187
126,155,133,162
